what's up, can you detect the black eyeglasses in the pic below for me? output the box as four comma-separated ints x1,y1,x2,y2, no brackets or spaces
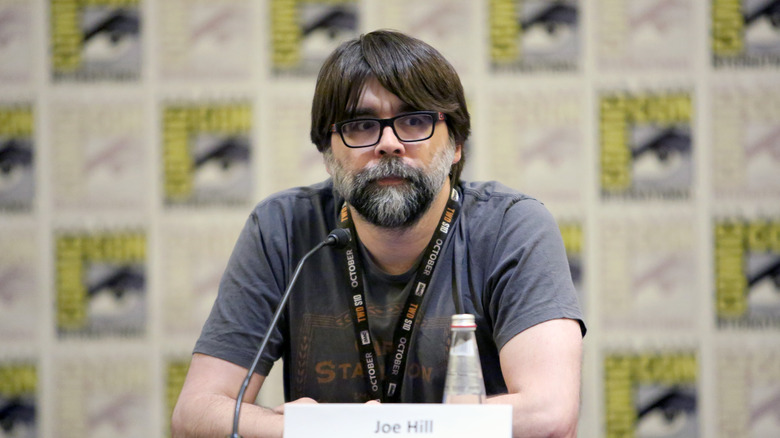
330,111,446,148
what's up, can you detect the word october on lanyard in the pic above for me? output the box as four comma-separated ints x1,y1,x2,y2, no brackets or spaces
338,187,461,403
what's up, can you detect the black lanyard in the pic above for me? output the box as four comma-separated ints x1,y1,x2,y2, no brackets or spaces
337,187,461,402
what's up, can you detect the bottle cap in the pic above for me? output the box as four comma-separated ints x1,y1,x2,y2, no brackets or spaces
450,313,476,328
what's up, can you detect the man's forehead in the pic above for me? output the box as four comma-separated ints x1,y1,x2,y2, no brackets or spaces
352,80,417,116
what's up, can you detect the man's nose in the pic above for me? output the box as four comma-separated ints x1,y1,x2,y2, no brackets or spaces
373,125,406,157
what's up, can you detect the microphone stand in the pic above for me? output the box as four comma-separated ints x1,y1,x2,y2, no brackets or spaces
228,229,350,438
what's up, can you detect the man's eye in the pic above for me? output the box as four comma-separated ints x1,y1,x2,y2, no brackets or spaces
400,115,427,127
342,121,375,133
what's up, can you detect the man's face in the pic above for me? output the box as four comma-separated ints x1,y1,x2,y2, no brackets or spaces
325,78,461,229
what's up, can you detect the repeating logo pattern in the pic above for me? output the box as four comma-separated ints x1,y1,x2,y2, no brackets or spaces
0,1,777,436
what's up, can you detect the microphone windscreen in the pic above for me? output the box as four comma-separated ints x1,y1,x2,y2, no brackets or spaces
327,228,352,248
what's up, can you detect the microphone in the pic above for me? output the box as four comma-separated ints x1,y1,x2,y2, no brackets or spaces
325,227,351,248
228,228,351,438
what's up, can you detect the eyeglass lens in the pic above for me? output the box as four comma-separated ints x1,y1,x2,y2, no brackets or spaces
341,113,435,147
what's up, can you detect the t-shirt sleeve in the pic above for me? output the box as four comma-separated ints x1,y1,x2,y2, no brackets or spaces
485,198,586,350
193,207,289,376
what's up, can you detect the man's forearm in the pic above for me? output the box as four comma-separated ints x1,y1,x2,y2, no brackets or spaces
172,393,284,438
486,393,578,438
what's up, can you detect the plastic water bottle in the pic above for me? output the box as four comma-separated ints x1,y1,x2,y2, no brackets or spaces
442,314,486,404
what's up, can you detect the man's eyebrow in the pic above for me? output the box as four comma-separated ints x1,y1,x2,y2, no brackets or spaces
351,108,378,118
397,103,417,113
351,103,419,119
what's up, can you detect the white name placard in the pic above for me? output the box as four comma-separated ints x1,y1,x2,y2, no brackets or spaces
284,403,512,438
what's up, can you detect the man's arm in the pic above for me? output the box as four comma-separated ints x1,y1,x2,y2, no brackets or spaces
171,353,315,438
486,318,583,438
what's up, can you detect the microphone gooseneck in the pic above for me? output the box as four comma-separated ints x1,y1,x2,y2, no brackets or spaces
228,228,352,438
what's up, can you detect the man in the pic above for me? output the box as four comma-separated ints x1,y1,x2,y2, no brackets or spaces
172,30,585,438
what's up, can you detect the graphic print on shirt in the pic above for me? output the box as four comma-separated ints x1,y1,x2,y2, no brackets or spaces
291,305,450,402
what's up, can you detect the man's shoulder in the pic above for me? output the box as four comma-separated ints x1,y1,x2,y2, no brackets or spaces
459,180,537,206
458,180,553,227
253,179,336,211
245,179,339,234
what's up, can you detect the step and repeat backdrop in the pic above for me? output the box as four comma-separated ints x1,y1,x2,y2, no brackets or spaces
1,0,779,436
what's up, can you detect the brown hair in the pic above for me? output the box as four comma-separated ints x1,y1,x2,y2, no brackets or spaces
310,30,470,180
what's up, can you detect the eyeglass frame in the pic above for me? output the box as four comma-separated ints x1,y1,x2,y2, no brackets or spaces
330,111,446,148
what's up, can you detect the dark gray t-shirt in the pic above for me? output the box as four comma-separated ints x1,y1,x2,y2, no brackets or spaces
194,179,585,403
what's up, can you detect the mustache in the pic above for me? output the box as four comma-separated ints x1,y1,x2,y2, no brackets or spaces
355,158,421,184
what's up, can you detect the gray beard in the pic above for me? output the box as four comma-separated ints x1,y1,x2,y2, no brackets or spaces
326,146,455,229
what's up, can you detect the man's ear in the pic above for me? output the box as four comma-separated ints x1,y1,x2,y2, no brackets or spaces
452,143,462,164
